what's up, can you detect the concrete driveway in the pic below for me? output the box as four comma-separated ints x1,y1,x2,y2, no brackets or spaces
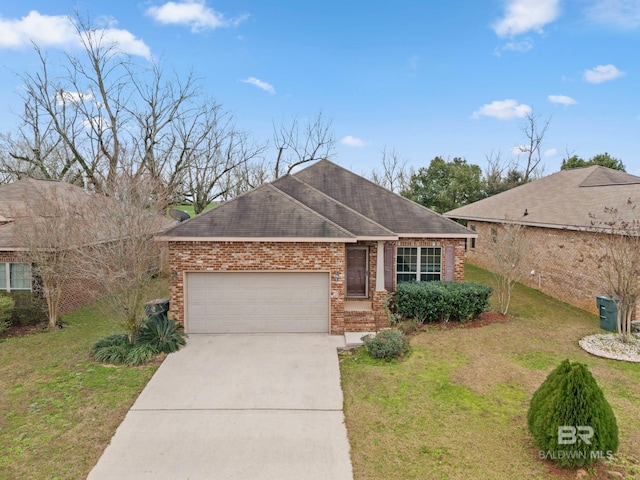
87,334,353,480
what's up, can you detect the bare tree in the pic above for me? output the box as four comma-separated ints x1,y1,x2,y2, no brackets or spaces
271,112,335,178
369,147,411,193
13,185,88,329
2,15,243,206
177,105,266,214
79,175,170,342
592,200,640,342
484,150,525,196
516,112,551,182
0,99,82,184
491,221,529,315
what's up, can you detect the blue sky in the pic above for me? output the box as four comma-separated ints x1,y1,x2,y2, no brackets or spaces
0,0,638,176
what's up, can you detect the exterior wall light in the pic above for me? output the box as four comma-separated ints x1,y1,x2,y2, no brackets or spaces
334,270,341,282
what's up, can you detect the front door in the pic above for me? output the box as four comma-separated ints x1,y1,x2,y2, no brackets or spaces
346,247,368,297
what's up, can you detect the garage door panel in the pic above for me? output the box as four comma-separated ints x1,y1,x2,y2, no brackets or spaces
186,272,329,334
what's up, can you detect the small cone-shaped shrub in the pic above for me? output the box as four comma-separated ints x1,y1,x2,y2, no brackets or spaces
528,359,618,468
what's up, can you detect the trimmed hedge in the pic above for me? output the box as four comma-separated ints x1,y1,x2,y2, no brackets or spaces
394,281,492,324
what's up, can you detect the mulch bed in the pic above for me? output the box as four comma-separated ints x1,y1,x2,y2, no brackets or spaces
0,322,69,339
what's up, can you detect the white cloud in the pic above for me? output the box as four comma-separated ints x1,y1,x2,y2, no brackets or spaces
472,99,532,120
0,11,151,58
341,136,366,148
584,0,640,29
99,28,152,58
503,39,534,52
146,0,248,33
241,77,275,94
83,115,109,132
512,145,557,156
548,94,577,105
584,64,625,83
493,0,561,37
0,11,80,49
55,90,95,106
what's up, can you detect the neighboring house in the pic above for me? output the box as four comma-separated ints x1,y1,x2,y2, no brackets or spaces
445,166,640,315
156,159,476,335
0,178,98,313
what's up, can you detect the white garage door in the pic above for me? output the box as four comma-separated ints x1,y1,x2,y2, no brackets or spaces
186,272,330,334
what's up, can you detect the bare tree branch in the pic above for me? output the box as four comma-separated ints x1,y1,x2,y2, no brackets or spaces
271,112,335,178
517,112,551,182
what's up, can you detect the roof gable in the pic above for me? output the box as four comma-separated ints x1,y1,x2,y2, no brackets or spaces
161,183,356,240
160,159,475,241
293,160,473,236
270,175,395,238
579,166,640,187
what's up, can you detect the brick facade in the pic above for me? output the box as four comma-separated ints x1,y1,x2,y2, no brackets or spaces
167,238,468,334
1,251,105,316
168,241,346,334
467,221,608,314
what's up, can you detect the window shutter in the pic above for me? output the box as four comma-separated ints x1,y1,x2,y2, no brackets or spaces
444,245,455,281
384,244,395,291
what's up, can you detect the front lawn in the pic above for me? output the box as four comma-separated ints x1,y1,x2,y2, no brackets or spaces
341,264,640,479
0,279,167,480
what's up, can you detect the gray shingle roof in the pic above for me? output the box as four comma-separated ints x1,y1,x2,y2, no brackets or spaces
444,166,640,230
270,175,395,238
163,183,356,240
0,178,90,222
161,160,474,241
293,160,473,236
0,179,92,250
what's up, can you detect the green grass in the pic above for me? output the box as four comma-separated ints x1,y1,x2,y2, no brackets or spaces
171,203,215,218
341,263,640,479
0,278,168,480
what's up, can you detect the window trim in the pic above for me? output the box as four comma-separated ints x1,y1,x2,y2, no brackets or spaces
0,262,32,292
396,246,442,284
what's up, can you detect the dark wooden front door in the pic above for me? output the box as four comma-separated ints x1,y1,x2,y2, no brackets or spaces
346,247,368,297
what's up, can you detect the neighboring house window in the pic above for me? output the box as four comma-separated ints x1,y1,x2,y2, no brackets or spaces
0,262,31,291
470,224,476,249
396,247,442,283
491,227,498,243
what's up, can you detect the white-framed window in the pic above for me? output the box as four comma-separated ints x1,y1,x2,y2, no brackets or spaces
396,247,442,283
0,262,31,291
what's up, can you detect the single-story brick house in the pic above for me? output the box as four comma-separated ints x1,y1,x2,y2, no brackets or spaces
0,178,171,316
0,178,98,314
156,159,476,335
444,166,640,315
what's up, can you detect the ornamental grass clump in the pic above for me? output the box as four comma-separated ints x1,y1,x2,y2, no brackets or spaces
363,329,410,361
92,316,186,366
527,359,618,468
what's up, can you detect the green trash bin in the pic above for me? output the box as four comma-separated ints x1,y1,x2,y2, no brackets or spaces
596,296,617,332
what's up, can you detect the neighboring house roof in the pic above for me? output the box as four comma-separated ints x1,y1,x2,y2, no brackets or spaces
444,166,640,231
158,159,475,242
0,178,172,251
0,178,89,222
0,179,93,251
